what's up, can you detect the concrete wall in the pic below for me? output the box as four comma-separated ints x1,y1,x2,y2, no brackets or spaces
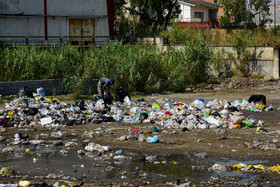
0,78,98,96
0,0,109,44
0,0,107,16
162,43,280,79
214,47,279,79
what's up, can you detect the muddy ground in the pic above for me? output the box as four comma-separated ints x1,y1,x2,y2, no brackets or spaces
1,77,280,186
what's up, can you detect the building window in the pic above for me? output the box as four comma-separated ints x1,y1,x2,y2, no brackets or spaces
194,12,204,18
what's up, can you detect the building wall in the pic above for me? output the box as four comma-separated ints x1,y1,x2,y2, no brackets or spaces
0,17,44,36
179,3,211,21
268,4,280,27
179,3,191,21
0,0,110,44
191,7,209,19
188,0,224,19
47,0,107,16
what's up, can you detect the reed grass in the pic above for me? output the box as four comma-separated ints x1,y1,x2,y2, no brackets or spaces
0,40,215,93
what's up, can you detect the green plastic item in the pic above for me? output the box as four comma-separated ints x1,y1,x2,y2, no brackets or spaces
236,98,243,103
242,120,253,128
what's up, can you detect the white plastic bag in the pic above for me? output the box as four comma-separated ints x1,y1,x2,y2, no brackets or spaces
124,96,131,106
40,116,52,125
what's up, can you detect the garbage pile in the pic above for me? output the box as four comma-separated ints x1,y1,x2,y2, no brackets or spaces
210,162,280,173
0,87,274,131
0,179,84,187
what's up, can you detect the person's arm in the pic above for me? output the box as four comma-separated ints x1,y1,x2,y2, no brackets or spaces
103,81,110,91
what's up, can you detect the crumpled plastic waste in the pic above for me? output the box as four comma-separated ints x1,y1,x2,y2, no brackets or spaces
211,162,280,174
0,166,14,176
0,87,275,135
85,143,112,152
147,135,159,143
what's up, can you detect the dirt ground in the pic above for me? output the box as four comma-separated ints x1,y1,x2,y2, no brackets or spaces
1,77,280,186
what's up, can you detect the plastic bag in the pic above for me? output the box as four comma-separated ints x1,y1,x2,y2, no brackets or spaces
124,96,131,106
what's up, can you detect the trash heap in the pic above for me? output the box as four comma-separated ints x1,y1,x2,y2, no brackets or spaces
0,87,274,131
210,163,280,173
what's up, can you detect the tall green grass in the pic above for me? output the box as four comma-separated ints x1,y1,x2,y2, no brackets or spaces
0,40,215,93
161,25,280,47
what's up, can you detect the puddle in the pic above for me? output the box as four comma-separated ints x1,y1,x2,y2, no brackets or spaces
0,147,274,185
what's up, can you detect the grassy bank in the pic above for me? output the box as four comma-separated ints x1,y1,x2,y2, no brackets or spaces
0,39,216,94
161,25,280,47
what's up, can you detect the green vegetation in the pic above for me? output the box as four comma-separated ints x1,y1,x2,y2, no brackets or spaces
161,25,280,47
0,40,215,94
114,0,181,37
214,0,271,31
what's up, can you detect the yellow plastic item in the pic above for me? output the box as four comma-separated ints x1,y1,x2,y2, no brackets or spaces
233,124,241,129
35,97,39,101
45,97,52,103
52,98,59,103
253,164,265,170
247,165,253,169
256,127,262,132
268,166,280,172
255,104,265,111
60,185,67,187
0,167,13,176
152,103,160,109
233,164,243,170
120,171,128,175
19,180,32,187
8,111,16,118
25,149,30,154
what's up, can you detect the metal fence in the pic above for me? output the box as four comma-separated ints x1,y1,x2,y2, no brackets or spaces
0,36,111,46
0,35,164,46
178,18,218,23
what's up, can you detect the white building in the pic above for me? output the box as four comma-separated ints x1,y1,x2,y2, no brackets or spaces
177,0,218,27
0,0,114,45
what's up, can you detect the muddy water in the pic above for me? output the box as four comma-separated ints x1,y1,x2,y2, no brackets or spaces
0,146,272,185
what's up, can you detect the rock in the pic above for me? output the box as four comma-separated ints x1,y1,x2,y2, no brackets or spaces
194,152,208,159
146,155,157,162
185,87,194,92
227,82,234,89
53,140,63,146
264,76,273,82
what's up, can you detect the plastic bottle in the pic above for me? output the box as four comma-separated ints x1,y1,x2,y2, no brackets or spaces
242,120,253,128
115,150,122,155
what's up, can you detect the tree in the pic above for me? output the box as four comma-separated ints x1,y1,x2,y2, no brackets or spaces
247,0,272,29
114,0,181,36
214,0,271,31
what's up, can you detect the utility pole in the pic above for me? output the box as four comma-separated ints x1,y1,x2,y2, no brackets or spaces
274,0,276,28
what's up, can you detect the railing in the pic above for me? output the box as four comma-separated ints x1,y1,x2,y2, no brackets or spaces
0,36,165,46
178,18,218,23
0,36,111,46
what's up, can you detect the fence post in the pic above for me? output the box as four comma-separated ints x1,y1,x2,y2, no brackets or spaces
155,37,164,52
60,36,63,44
25,37,29,45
